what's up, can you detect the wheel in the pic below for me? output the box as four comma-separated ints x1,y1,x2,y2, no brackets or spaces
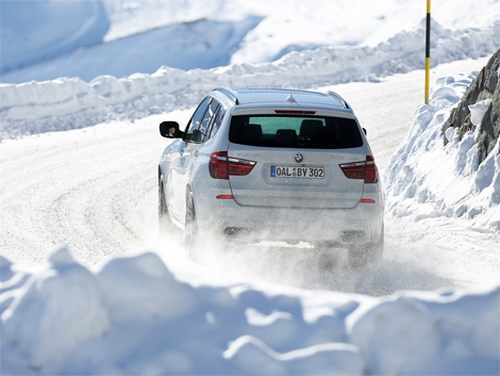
348,229,384,268
158,173,173,234
184,190,201,263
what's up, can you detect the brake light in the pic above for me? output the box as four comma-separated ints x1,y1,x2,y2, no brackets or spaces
274,110,316,115
209,151,256,179
340,156,378,183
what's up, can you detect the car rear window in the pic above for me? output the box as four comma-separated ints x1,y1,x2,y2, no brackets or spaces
229,115,363,149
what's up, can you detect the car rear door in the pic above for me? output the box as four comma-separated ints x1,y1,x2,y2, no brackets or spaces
226,114,367,209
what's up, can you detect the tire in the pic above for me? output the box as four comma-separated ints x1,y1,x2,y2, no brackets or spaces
348,229,384,268
158,173,173,235
184,190,201,263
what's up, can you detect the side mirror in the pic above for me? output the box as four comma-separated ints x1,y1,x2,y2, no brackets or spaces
159,121,181,138
362,127,367,135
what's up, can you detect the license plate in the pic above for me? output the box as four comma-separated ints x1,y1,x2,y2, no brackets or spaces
270,165,325,179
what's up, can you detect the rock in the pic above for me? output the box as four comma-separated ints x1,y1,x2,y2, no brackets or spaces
442,49,500,163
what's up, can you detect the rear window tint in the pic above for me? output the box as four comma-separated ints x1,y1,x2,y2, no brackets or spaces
229,115,363,149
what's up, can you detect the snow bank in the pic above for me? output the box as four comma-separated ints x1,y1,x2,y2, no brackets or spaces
1,21,499,139
385,69,500,232
1,248,498,375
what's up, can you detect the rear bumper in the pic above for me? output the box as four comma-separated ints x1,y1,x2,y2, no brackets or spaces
195,195,384,246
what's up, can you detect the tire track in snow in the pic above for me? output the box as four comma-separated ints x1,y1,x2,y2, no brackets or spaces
1,59,497,292
0,117,168,266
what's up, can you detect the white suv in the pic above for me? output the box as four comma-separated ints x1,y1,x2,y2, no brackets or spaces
158,88,384,267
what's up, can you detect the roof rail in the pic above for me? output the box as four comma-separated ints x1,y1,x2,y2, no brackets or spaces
326,91,350,109
213,87,239,105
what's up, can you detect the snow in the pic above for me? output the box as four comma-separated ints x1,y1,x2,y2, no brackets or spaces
0,0,109,75
469,99,493,126
2,21,499,139
1,0,500,83
1,1,500,375
386,71,500,232
1,248,498,375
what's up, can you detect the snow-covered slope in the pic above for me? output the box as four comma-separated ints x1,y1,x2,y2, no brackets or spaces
1,0,500,83
0,0,109,75
0,16,263,83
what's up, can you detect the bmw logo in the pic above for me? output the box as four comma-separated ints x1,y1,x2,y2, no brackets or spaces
294,153,304,163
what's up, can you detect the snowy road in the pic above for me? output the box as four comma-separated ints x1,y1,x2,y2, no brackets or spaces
0,58,497,296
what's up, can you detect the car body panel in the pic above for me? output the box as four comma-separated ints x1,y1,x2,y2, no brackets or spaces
227,144,367,208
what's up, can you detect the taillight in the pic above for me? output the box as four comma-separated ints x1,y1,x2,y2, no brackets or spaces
360,198,375,203
364,156,378,183
340,156,378,183
209,151,256,179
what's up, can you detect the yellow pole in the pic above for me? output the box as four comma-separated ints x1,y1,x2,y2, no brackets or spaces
425,0,431,104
